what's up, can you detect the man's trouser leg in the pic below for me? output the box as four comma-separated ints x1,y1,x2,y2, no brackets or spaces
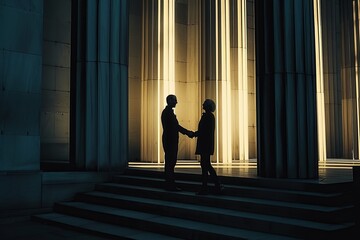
165,149,177,186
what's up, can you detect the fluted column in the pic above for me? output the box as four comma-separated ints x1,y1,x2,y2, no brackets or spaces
255,0,318,178
74,0,129,171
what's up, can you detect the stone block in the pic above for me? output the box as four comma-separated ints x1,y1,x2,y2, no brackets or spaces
0,135,40,171
55,67,70,92
54,112,69,138
40,142,69,161
43,0,71,43
40,111,55,138
129,56,141,79
42,65,56,90
2,50,42,93
175,61,187,82
175,1,187,25
175,23,187,62
248,59,255,78
0,5,42,55
43,41,71,68
0,172,42,210
41,172,113,208
1,0,43,13
0,91,41,135
41,90,70,112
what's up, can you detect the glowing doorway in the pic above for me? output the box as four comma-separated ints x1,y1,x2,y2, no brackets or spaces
128,0,254,164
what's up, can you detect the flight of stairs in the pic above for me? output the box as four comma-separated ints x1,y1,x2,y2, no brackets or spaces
33,168,357,239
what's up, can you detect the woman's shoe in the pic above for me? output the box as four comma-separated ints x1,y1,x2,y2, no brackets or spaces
213,185,224,195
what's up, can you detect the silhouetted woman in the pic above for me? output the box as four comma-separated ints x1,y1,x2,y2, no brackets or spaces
194,99,223,195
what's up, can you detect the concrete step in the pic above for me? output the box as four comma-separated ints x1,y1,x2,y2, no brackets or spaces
52,201,299,240
32,169,356,239
92,183,354,224
113,174,352,207
124,168,353,193
32,212,182,240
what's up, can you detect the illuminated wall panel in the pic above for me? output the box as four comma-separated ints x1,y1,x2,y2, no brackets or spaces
41,0,71,162
247,0,257,159
201,0,249,163
353,0,360,159
321,0,360,159
141,0,176,162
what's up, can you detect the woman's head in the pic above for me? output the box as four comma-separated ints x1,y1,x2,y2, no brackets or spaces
203,99,216,112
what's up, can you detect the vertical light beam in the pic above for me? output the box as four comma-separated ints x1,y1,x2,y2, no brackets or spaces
353,0,360,159
313,0,327,162
237,0,249,161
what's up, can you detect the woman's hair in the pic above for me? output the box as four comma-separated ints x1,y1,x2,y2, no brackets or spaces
203,99,216,112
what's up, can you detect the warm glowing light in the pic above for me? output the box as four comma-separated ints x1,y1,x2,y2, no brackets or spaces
220,0,233,164
212,0,249,164
141,1,249,164
129,160,360,170
313,0,327,162
215,0,220,163
135,0,360,167
157,0,161,164
353,0,360,160
237,0,249,161
141,0,176,163
157,0,176,163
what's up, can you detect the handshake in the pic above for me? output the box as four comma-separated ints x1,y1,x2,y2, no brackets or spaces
185,130,196,138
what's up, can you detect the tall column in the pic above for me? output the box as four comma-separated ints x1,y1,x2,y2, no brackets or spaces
75,0,129,171
255,0,318,178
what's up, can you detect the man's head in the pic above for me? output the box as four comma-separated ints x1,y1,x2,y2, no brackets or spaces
166,94,178,108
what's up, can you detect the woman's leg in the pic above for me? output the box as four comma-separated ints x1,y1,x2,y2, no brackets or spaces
208,161,223,194
198,154,211,194
208,165,219,183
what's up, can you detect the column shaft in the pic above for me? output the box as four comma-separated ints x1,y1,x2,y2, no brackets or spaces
255,0,318,178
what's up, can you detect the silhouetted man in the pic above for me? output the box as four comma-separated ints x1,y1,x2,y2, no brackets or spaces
161,94,193,191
